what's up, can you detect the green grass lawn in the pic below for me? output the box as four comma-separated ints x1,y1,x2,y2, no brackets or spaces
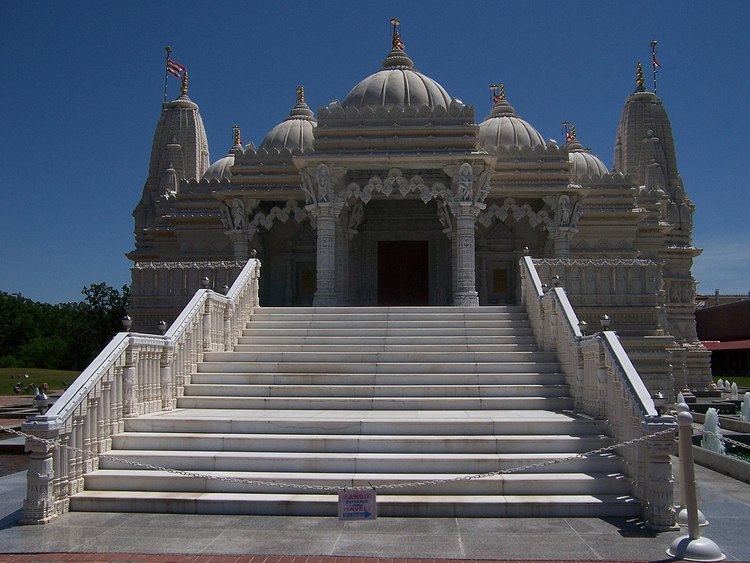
713,376,750,389
0,368,79,396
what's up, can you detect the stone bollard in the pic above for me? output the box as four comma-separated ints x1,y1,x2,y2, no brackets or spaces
675,402,708,527
667,409,724,561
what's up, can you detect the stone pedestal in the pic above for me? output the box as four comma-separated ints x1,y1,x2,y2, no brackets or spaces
453,203,480,306
313,205,337,306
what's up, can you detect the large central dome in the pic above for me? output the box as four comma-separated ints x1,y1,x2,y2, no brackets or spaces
342,42,452,109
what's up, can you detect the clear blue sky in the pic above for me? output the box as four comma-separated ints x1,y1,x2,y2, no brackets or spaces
1,1,747,303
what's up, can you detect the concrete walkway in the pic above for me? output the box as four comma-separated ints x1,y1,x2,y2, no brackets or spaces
0,462,748,561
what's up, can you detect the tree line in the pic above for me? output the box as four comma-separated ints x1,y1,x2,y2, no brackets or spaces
0,283,130,371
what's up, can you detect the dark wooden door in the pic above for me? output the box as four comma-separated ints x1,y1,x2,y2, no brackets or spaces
377,241,429,306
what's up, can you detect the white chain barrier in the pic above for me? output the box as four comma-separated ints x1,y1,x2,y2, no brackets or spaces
2,423,677,493
696,428,750,451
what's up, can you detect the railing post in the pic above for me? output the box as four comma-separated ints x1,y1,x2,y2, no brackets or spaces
21,427,59,524
202,300,212,352
160,345,174,410
224,302,233,351
122,345,138,417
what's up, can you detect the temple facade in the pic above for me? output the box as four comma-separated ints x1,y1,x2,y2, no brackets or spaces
127,30,710,394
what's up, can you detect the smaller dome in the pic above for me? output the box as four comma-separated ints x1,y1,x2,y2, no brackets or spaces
565,129,609,179
259,89,316,153
478,94,545,150
569,150,609,179
203,155,234,180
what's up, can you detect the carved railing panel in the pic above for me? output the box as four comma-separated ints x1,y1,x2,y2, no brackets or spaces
520,256,676,530
21,259,261,524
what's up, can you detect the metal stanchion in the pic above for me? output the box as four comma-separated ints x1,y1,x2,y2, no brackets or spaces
666,410,725,561
675,402,709,527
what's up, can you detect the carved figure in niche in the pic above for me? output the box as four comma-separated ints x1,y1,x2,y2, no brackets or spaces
553,194,582,229
300,173,316,205
437,202,453,237
457,162,474,201
347,201,364,238
219,204,233,231
475,171,491,203
316,164,331,203
231,198,244,230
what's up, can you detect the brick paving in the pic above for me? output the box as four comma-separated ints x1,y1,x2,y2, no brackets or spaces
0,556,639,562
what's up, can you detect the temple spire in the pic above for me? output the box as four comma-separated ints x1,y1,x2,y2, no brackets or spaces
232,124,242,149
635,61,645,93
296,85,305,104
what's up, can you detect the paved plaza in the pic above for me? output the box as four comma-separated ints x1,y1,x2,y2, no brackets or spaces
0,461,748,561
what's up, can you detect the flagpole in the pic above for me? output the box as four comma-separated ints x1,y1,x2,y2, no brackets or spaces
163,46,172,104
651,40,658,93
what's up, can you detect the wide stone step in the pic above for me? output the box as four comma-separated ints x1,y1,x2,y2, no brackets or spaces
250,312,528,322
84,470,632,496
98,450,624,474
237,335,538,345
175,396,575,411
111,432,611,454
232,343,538,353
245,320,531,330
203,351,556,364
256,306,524,314
183,383,569,398
189,372,567,386
196,361,561,374
125,411,604,436
69,490,642,517
242,327,535,337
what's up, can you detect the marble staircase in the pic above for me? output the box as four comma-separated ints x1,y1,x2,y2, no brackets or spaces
71,306,640,517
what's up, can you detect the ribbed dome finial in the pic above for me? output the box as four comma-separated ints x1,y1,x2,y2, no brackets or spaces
563,121,584,151
488,83,517,118
382,18,414,69
287,85,315,121
232,124,242,149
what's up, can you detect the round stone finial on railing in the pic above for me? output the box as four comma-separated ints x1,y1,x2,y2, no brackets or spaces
552,275,561,287
541,283,549,294
578,320,588,335
222,284,230,295
250,249,258,258
121,315,132,331
651,391,666,416
600,313,612,330
157,320,168,335
201,276,210,289
522,246,530,255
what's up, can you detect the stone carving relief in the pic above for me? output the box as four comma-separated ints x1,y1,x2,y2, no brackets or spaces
340,168,452,206
219,198,259,232
457,162,474,201
437,202,454,239
246,200,308,240
316,164,332,203
544,194,582,230
478,198,554,230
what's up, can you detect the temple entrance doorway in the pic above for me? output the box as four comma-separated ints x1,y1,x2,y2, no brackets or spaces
377,241,429,306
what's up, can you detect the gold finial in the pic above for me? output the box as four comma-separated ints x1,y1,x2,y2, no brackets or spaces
233,124,241,147
490,83,505,106
180,70,189,96
390,18,404,50
296,85,305,104
635,61,645,92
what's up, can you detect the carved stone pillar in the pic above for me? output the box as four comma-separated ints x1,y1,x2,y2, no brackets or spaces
335,209,349,305
453,203,480,306
229,231,248,261
553,227,574,257
313,205,337,306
